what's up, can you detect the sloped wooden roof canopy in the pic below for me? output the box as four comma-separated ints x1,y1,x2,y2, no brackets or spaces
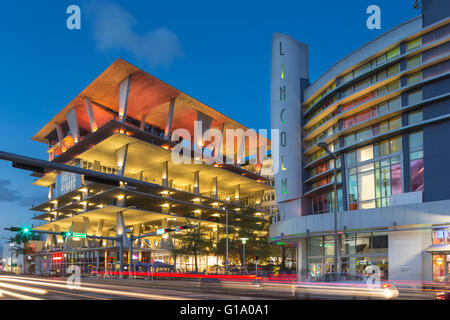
32,58,270,155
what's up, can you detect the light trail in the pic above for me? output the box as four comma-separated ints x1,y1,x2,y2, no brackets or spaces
0,281,47,295
0,289,43,300
0,276,193,300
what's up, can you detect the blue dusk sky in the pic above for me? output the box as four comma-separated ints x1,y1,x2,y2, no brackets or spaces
0,0,419,244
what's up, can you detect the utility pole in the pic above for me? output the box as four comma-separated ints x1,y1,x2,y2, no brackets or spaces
225,204,229,275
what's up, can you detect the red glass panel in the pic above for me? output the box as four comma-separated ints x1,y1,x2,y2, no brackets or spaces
410,158,424,191
343,101,354,112
316,162,328,174
391,163,402,194
343,117,355,128
355,94,371,106
355,109,372,124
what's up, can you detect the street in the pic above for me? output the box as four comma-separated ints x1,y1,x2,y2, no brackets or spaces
0,275,439,300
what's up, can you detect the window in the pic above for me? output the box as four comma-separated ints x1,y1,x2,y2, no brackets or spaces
344,133,356,146
410,130,424,192
387,79,400,92
357,145,374,162
409,130,423,150
342,86,353,98
377,69,387,81
407,71,422,85
387,63,400,76
356,127,373,143
377,102,388,115
347,143,403,210
388,116,402,131
354,63,370,78
407,54,422,69
355,109,372,124
386,47,400,61
342,72,354,84
407,37,421,52
408,110,423,125
388,96,401,111
389,136,402,153
377,54,386,65
410,156,424,191
377,120,389,134
408,89,422,105
354,77,371,92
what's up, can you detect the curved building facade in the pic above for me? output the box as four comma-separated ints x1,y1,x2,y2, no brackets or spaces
270,1,450,282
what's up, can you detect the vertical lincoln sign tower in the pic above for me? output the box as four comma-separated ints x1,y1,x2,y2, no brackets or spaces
271,33,309,219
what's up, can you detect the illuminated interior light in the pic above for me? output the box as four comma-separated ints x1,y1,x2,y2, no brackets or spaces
192,198,201,202
73,196,81,201
194,210,201,214
160,190,169,195
79,188,88,193
117,195,125,200
79,201,87,206
211,202,219,206
97,204,104,208
161,203,170,208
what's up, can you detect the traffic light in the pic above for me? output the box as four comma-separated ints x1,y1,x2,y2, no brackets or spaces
253,256,259,261
61,231,72,239
6,226,31,234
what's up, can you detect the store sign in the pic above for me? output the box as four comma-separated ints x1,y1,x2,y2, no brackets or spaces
72,232,86,238
52,253,64,262
435,229,449,239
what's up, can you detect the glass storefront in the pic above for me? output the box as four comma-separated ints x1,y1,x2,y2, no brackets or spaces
307,232,388,280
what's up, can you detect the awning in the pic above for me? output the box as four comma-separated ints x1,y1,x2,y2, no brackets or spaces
425,244,450,253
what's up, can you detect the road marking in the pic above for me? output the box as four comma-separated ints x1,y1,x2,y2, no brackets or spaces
45,288,111,300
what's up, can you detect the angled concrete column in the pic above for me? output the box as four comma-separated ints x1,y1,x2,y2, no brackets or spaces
140,114,148,130
236,133,246,166
160,219,173,250
211,177,218,199
63,224,73,251
132,224,143,248
83,217,91,248
48,184,54,201
118,76,131,123
161,161,169,187
214,123,226,159
55,123,67,152
194,111,213,163
193,171,200,194
53,225,63,247
66,108,80,144
96,219,104,248
234,184,241,202
102,230,110,247
116,211,129,248
117,144,129,176
85,97,98,132
164,98,176,140
255,190,264,209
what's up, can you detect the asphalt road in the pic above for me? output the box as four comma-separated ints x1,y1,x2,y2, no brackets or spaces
0,275,438,300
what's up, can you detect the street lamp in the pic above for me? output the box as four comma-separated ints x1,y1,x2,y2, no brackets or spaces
240,237,249,274
317,142,339,273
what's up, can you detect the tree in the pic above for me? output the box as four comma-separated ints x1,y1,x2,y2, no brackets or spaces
215,208,280,268
9,232,41,274
173,224,213,273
